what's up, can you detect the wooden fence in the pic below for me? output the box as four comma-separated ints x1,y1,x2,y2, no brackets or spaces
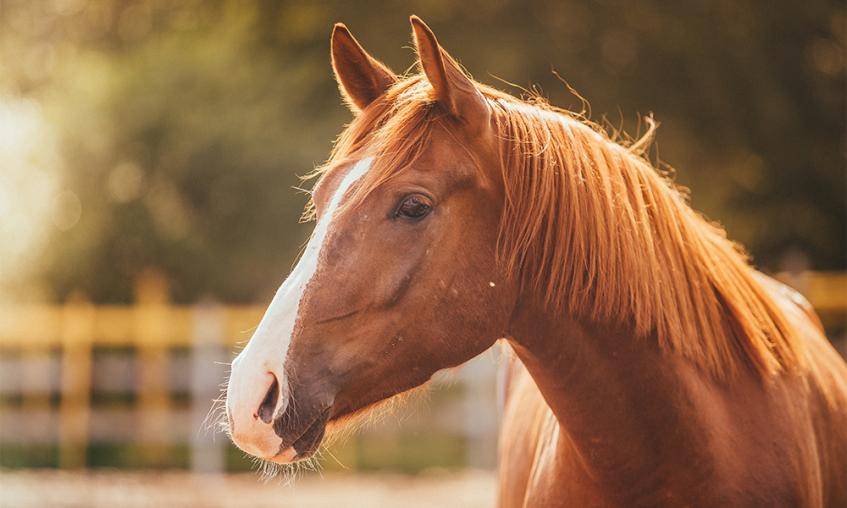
0,271,272,470
0,270,844,471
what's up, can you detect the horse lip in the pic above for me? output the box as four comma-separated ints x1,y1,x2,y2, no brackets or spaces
289,409,330,459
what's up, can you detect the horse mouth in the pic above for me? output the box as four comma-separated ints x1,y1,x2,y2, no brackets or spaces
271,408,330,463
291,414,328,460
271,405,365,463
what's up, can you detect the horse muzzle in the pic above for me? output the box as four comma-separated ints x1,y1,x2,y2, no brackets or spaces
226,357,334,464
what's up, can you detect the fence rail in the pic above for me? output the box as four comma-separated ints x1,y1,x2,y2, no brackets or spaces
0,271,844,471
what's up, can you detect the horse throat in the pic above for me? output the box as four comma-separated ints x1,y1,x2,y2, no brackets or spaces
506,306,725,498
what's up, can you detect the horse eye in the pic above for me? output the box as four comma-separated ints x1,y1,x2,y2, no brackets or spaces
395,194,432,220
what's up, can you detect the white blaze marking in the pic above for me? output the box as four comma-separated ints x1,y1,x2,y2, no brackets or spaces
226,157,372,453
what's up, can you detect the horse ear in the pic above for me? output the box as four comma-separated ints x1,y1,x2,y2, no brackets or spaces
331,23,397,112
410,16,489,128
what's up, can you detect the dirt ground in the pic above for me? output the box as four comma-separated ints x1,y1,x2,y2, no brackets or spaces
0,469,496,508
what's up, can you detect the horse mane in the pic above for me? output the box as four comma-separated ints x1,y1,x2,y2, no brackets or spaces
308,73,803,379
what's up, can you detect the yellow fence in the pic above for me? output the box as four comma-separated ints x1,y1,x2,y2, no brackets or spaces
0,271,844,470
0,271,269,470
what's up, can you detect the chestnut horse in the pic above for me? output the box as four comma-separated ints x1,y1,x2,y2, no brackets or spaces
225,17,847,507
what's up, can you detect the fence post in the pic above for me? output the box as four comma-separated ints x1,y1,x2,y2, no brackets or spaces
190,297,227,474
58,291,95,469
134,269,172,465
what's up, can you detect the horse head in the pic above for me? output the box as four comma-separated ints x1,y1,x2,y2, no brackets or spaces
225,17,513,463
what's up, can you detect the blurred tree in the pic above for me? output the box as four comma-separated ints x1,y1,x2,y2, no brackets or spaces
0,0,843,303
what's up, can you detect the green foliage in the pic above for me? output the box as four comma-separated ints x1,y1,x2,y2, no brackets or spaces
1,0,843,303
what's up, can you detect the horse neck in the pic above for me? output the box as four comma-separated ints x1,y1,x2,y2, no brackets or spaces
507,298,725,483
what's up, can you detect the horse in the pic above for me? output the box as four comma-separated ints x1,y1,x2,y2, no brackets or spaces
224,16,847,507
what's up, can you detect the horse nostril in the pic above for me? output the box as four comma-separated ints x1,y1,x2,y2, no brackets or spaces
256,374,279,424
